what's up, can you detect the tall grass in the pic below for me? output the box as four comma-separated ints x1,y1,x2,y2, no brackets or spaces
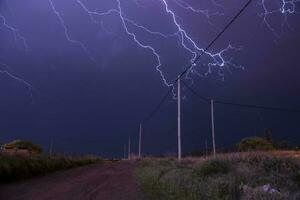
136,154,300,200
0,154,103,183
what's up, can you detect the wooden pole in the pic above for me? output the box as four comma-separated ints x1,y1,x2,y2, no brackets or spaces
177,76,182,161
211,99,216,157
128,137,131,160
138,123,142,159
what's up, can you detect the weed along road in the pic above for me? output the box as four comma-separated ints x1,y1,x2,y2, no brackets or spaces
0,161,142,200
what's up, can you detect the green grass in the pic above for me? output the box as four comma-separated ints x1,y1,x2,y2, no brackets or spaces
0,154,103,183
136,155,300,200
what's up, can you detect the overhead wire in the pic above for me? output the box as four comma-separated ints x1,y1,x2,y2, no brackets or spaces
142,0,254,124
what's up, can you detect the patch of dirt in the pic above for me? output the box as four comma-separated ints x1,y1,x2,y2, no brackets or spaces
0,161,143,200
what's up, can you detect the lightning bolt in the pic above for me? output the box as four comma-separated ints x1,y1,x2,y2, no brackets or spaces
280,0,300,13
0,0,297,104
259,0,300,40
48,0,97,65
0,62,35,102
76,0,117,35
77,0,178,39
77,0,177,88
160,0,241,83
0,14,29,51
77,0,239,89
172,0,224,26
0,10,35,102
116,0,173,88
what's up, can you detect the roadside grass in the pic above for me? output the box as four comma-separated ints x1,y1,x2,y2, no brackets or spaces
135,153,300,200
0,154,103,183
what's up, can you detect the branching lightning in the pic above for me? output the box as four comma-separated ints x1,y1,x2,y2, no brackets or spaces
76,0,241,89
116,0,173,88
160,0,242,83
77,0,177,88
0,9,35,102
259,0,300,40
172,0,224,27
0,14,29,51
1,0,299,100
76,0,117,35
48,0,97,65
42,0,300,89
0,62,35,101
47,0,300,92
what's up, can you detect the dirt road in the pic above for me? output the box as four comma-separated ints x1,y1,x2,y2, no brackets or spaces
0,161,143,200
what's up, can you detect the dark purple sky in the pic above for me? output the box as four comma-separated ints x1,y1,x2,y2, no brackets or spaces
0,0,299,157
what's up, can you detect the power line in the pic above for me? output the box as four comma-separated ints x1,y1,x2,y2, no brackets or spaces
56,137,126,144
182,82,300,113
181,80,210,103
142,87,173,124
142,0,253,124
177,0,253,80
133,0,253,156
215,100,300,113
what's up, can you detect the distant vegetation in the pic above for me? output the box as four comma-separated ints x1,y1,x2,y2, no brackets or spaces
0,154,103,183
236,137,275,151
0,139,104,183
136,153,300,200
2,139,43,154
186,130,299,157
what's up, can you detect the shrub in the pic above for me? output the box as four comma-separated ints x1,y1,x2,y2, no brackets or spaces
242,188,288,200
261,157,298,173
213,177,243,199
136,155,300,200
193,159,230,177
243,156,299,174
3,139,42,154
293,171,300,184
236,137,274,151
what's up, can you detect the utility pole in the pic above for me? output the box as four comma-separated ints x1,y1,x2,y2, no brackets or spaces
138,123,142,159
177,76,182,161
49,138,53,157
128,137,131,160
211,99,216,157
205,139,208,157
124,144,126,160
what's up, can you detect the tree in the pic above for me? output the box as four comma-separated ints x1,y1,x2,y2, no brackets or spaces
236,137,274,151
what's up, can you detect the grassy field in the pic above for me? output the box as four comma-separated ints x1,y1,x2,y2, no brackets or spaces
0,154,103,183
136,152,300,200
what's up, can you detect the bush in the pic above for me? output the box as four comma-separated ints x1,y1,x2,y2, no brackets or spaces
193,159,230,177
262,157,298,173
293,171,300,184
242,187,288,200
243,155,299,174
3,140,42,154
136,155,300,200
236,137,274,151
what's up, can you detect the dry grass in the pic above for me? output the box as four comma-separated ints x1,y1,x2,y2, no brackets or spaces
136,151,300,200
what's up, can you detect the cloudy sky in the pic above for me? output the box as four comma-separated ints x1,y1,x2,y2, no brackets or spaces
0,0,299,157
